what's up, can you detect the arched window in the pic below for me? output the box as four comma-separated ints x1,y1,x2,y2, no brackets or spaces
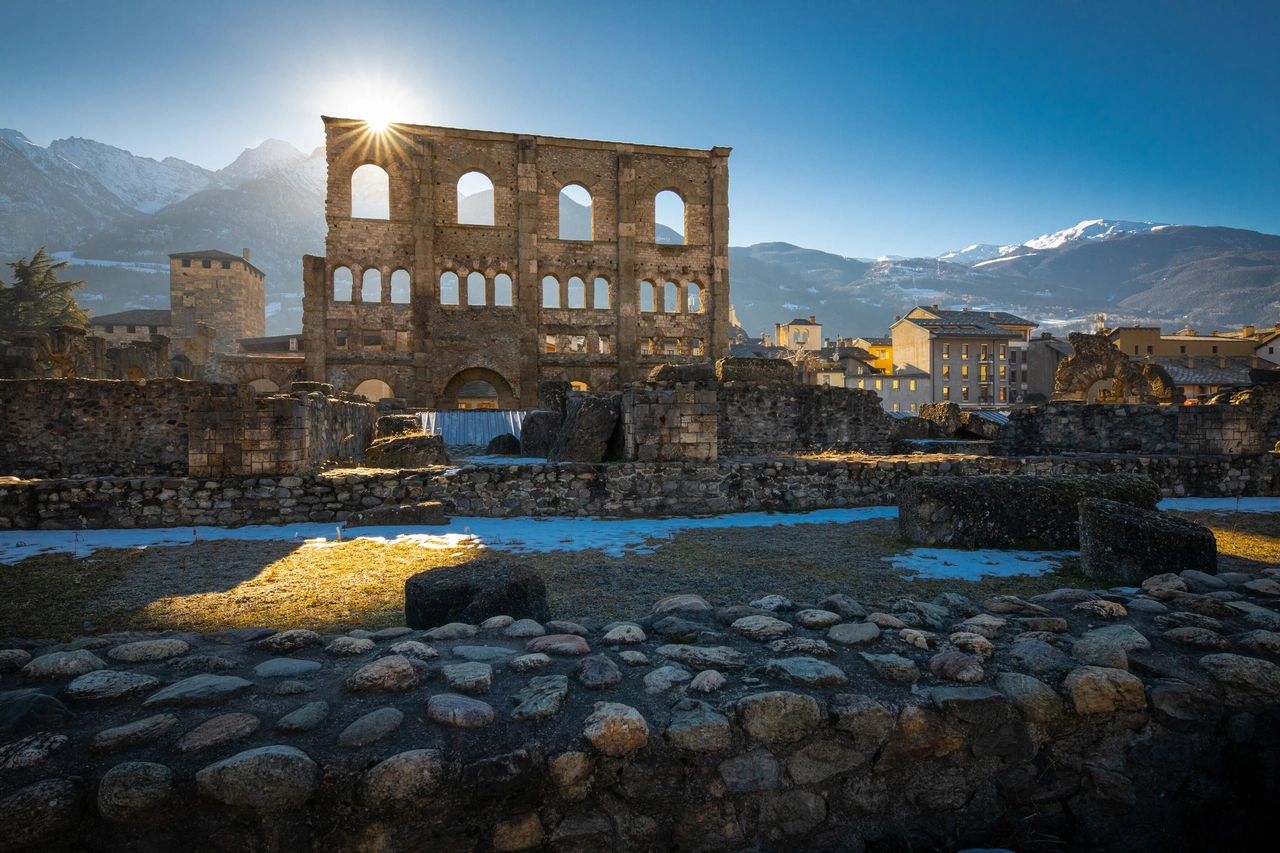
353,379,394,401
351,164,390,219
559,184,592,240
663,281,679,313
332,267,353,302
440,271,459,305
567,276,585,309
248,378,279,394
687,282,702,313
542,275,560,308
593,277,610,309
569,380,590,391
361,269,382,303
640,280,655,313
467,271,486,306
494,273,513,306
457,171,494,225
390,270,411,304
654,190,685,244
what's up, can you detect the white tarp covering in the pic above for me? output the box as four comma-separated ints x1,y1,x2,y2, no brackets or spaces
419,410,528,446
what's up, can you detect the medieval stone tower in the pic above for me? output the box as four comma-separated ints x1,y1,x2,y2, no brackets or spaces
169,249,266,354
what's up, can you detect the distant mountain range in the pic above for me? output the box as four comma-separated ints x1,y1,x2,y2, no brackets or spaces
3,129,1278,339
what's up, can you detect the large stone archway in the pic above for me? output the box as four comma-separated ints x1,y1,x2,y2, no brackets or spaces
1053,333,1182,404
439,367,518,409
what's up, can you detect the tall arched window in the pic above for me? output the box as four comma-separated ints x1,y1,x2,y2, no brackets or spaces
559,184,592,240
361,269,382,303
542,275,560,308
687,282,702,313
640,280,655,313
663,281,679,313
494,273,513,306
467,272,486,306
654,190,685,244
457,171,494,225
333,267,353,302
593,277,610,309
567,276,585,309
390,270,411,304
351,164,390,219
440,271,459,305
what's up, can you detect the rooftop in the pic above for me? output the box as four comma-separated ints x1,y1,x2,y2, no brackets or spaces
170,249,264,277
89,309,172,327
1149,355,1260,387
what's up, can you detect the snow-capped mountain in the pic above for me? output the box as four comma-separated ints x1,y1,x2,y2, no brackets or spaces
216,139,309,188
1022,219,1169,251
936,244,1010,264
47,137,221,214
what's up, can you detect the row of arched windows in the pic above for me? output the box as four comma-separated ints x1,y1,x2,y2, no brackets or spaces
641,280,703,314
332,267,411,304
348,164,688,244
440,271,514,307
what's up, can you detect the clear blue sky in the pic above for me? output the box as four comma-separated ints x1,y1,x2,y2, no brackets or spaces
3,0,1277,257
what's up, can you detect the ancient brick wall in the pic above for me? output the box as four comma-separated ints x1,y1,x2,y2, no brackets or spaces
302,120,731,406
621,382,717,462
716,383,893,456
169,254,265,354
0,378,234,479
4,451,1273,530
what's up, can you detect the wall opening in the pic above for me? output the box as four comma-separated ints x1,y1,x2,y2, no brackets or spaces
559,184,592,240
333,267,353,302
440,271,460,305
593,277,610,309
570,380,590,391
542,275,560,308
353,379,394,401
655,190,685,244
663,281,680,313
361,269,382,303
567,276,585,309
390,270,411,304
467,272,486,306
351,164,390,219
457,171,494,225
456,380,498,410
248,378,279,394
641,280,656,313
687,282,702,313
494,273,513,306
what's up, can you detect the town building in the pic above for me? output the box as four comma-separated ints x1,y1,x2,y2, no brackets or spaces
851,336,892,373
774,317,823,352
170,249,265,353
888,306,1037,407
88,309,174,346
852,368,931,414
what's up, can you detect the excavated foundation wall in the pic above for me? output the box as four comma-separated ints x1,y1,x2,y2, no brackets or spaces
1,452,1276,530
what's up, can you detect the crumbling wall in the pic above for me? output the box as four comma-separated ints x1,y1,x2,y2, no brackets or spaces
717,382,892,456
622,382,717,462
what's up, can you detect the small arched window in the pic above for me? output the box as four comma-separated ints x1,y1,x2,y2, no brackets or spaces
569,380,590,391
457,171,494,225
353,379,394,401
440,271,459,305
663,281,679,313
559,184,592,240
655,190,685,244
687,282,702,313
361,269,382,303
333,267,353,302
593,277,610,309
494,273,513,306
567,276,585,309
542,275,560,308
467,272,486,306
351,164,390,219
390,270,411,304
640,280,655,313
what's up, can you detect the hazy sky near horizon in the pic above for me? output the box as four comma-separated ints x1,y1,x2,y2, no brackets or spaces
3,0,1277,257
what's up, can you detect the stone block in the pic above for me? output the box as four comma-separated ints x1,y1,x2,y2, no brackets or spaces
346,502,447,528
405,556,550,629
519,411,561,458
364,434,449,468
549,395,619,463
1079,498,1217,585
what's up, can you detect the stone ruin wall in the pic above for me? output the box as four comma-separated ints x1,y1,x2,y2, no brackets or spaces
3,452,1275,531
302,120,732,406
621,383,718,463
0,379,375,481
715,382,893,457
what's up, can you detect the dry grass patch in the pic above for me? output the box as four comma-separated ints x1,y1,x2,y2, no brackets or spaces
1168,509,1280,570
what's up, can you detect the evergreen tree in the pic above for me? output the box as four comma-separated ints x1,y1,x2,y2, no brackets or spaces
0,248,89,342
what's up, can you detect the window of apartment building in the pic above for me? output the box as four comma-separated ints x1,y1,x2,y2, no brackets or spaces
126,325,136,334
892,403,900,412
892,379,899,390
598,335,613,354
1021,369,1028,384
545,335,557,353
979,365,989,381
942,343,950,359
961,365,969,379
910,403,917,412
691,338,704,356
962,386,970,402
980,344,988,360
1270,347,1275,355
1180,345,1186,353
1000,387,1008,402
1147,345,1153,354
999,365,1006,379
362,330,382,350
857,379,865,389
961,344,969,358
1212,345,1219,354
875,379,883,390
909,379,916,391
567,335,586,353
181,259,191,268
942,386,950,401
1010,349,1018,364
999,344,1007,359
334,329,348,349
104,325,114,333
942,365,950,380
1134,346,1139,355
822,375,831,386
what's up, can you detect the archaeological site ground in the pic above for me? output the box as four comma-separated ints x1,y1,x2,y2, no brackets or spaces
3,120,1280,853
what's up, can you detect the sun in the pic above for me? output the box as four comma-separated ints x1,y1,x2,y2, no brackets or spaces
319,76,421,132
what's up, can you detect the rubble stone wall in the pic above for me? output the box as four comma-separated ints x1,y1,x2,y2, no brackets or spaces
716,383,893,457
2,452,1276,530
621,382,718,462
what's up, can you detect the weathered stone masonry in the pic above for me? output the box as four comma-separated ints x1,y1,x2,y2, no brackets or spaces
2,453,1275,530
302,119,732,406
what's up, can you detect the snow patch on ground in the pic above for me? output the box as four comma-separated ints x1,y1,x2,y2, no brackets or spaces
1159,497,1280,513
0,507,899,564
886,549,1077,581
